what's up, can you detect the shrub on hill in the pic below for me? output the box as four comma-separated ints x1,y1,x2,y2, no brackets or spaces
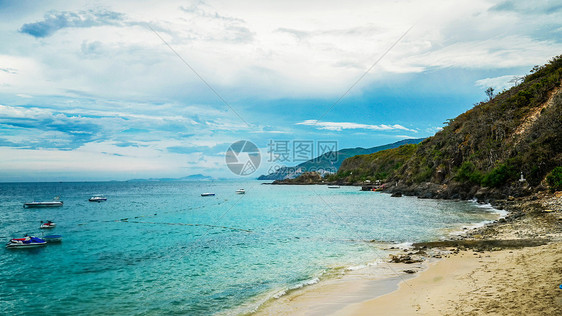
546,167,562,191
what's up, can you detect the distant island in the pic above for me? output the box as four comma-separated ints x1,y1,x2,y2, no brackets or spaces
128,174,215,182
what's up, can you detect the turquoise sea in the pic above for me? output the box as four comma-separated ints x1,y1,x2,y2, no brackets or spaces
0,181,501,315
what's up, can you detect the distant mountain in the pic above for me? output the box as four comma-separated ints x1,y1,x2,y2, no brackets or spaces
128,174,214,182
257,138,425,180
182,174,214,180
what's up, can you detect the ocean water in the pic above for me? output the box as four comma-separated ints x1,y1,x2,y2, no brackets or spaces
0,181,501,315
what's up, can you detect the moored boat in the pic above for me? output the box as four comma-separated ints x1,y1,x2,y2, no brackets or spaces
201,193,215,197
89,196,107,202
24,201,63,208
328,185,340,189
40,220,56,229
6,236,47,249
235,189,245,194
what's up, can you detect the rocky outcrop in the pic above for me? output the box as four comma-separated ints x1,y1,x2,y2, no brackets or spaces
272,172,324,185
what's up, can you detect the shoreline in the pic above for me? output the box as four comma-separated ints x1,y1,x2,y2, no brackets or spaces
252,255,431,316
252,197,503,315
253,190,562,315
335,241,562,315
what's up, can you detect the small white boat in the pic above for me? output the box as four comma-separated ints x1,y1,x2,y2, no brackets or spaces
201,193,215,197
24,201,63,208
40,221,56,229
235,189,245,194
89,196,107,202
6,236,47,249
328,185,340,189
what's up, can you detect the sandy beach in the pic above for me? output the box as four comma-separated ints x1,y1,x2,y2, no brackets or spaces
255,193,562,315
337,242,562,315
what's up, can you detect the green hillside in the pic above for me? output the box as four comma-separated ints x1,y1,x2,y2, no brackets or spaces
335,55,562,198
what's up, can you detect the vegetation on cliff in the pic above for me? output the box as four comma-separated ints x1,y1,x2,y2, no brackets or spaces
328,143,417,183
547,167,562,191
335,55,562,195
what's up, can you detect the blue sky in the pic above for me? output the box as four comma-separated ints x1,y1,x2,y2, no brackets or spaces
0,0,561,181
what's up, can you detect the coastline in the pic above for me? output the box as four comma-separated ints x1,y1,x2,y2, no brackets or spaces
252,256,428,316
335,241,562,315
253,191,562,315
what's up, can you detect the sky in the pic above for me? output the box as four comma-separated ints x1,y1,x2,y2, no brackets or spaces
0,0,561,181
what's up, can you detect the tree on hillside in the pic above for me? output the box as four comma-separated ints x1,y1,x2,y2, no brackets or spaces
485,87,495,101
509,76,524,86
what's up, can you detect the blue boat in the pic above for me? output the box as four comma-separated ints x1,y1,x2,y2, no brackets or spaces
6,236,47,249
43,235,63,243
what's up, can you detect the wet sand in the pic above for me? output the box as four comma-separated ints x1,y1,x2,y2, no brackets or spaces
254,259,424,316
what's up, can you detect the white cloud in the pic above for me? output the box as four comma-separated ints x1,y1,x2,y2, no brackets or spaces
297,120,417,132
1,0,561,180
475,74,522,92
0,0,562,98
0,102,245,151
0,135,234,181
406,36,562,70
1,0,560,102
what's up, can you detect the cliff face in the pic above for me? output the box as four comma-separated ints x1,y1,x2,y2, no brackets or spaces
337,55,562,199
